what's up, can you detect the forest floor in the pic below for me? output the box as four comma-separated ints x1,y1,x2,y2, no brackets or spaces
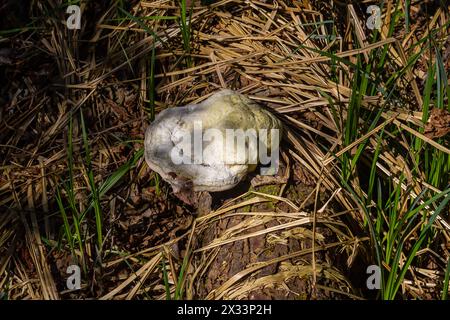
0,0,449,300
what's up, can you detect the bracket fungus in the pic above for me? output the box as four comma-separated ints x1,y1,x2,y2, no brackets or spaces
144,89,282,201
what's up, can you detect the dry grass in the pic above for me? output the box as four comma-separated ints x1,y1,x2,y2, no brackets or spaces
0,0,449,300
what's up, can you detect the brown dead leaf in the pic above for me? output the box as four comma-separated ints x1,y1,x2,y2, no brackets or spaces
424,108,450,139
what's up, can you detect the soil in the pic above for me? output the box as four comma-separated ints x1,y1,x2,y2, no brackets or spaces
193,174,349,299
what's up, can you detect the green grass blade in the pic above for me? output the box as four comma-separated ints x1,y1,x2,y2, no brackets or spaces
80,109,103,250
